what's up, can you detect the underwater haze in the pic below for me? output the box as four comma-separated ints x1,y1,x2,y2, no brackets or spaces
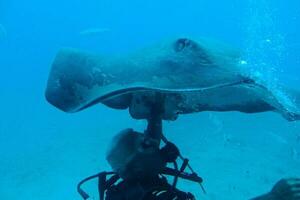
0,0,300,199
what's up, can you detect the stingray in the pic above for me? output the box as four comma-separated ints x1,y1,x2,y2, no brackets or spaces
45,37,300,121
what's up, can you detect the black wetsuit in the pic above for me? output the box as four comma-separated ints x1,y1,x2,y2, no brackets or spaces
105,175,195,200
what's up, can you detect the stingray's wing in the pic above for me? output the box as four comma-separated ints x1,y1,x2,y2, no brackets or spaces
45,48,148,112
196,80,300,121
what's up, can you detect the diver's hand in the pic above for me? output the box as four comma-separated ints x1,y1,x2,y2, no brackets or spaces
251,178,300,200
160,142,180,163
269,178,300,200
252,178,300,200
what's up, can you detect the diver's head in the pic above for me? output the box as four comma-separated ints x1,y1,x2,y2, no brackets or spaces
106,128,165,180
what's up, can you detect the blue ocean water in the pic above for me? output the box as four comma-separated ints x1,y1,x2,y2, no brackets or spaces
0,0,299,199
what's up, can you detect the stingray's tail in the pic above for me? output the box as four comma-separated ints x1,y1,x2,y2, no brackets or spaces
270,88,300,121
250,80,300,121
284,88,300,121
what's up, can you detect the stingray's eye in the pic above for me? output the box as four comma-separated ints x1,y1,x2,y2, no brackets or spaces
174,38,193,52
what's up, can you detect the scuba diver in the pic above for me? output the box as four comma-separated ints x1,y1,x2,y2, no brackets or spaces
77,102,202,200
77,126,300,200
77,102,300,200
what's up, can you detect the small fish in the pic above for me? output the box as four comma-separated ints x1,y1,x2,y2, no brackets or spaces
79,28,110,36
239,60,248,66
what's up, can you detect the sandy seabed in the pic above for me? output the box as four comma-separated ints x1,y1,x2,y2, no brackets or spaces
0,94,299,200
